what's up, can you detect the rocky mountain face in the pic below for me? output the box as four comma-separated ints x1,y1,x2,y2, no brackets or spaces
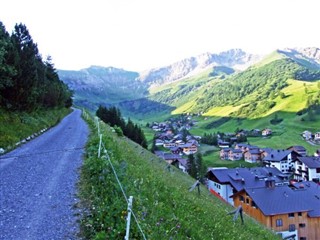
58,47,320,113
138,49,263,86
278,47,320,69
58,49,262,106
58,66,145,105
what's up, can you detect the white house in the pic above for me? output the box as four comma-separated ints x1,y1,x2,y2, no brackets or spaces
293,156,320,182
263,149,295,173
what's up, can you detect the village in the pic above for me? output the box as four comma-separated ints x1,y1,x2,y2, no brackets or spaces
149,115,320,240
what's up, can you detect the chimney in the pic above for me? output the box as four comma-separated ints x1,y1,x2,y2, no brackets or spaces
265,178,275,189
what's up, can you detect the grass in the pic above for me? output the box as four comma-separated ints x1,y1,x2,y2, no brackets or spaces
78,112,280,240
0,107,71,151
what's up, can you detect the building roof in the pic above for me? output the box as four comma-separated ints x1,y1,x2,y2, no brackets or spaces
241,182,320,217
297,156,320,168
263,149,292,162
287,145,306,151
208,167,289,192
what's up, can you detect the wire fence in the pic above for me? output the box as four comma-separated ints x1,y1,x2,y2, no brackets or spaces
94,114,147,240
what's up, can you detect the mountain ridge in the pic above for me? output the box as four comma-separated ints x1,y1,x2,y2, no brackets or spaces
58,47,320,117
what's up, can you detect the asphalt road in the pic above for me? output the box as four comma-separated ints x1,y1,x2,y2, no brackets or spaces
0,108,89,240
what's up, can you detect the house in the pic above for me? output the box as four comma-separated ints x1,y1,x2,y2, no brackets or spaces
244,148,261,163
172,158,188,173
181,143,197,155
228,149,243,161
287,146,307,157
302,130,312,140
234,143,259,154
292,156,320,183
155,139,164,146
206,167,289,206
260,148,274,159
314,132,320,142
163,141,176,148
262,128,272,136
220,148,230,160
218,141,230,148
231,181,320,240
263,149,299,173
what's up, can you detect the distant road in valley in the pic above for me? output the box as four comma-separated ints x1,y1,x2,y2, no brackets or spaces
0,108,89,240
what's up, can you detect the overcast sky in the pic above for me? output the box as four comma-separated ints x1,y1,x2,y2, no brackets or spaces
1,0,319,71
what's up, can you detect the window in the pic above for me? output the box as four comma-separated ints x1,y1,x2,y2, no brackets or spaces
288,213,294,218
251,201,256,208
299,223,306,228
317,168,320,173
246,198,250,204
289,224,295,232
276,219,283,227
300,237,307,240
298,212,302,217
239,195,244,202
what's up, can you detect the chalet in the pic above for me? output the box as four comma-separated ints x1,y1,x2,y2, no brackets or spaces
263,150,298,173
206,167,289,206
228,149,243,161
244,148,261,163
231,181,320,240
292,156,320,183
234,143,259,154
220,148,230,160
287,146,307,157
262,128,272,136
181,143,197,155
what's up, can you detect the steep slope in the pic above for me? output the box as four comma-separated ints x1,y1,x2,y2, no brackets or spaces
79,115,281,239
149,48,320,118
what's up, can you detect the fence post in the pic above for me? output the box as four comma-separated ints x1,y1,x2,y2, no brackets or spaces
125,196,133,240
98,134,102,158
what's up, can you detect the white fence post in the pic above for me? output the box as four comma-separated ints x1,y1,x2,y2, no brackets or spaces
125,196,133,240
98,134,102,158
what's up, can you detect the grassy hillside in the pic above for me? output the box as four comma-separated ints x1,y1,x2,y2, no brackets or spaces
79,113,280,240
0,107,71,151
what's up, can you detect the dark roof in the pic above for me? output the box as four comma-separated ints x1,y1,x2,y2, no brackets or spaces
287,145,306,151
263,149,292,162
297,156,320,168
247,149,260,154
230,149,242,153
208,167,288,192
243,182,320,217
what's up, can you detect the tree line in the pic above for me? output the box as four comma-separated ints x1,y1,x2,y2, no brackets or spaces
0,21,72,111
96,105,147,148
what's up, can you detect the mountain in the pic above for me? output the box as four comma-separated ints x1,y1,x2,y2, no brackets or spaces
59,49,261,110
58,66,145,110
138,49,262,86
58,47,320,119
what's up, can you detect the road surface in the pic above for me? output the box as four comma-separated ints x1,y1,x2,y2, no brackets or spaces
0,108,89,240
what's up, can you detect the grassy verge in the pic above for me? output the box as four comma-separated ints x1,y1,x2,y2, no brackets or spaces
0,107,71,151
78,113,280,240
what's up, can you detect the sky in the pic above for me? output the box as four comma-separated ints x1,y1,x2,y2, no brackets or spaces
1,0,319,72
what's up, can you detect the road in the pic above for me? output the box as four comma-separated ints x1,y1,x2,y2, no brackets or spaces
0,108,89,240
